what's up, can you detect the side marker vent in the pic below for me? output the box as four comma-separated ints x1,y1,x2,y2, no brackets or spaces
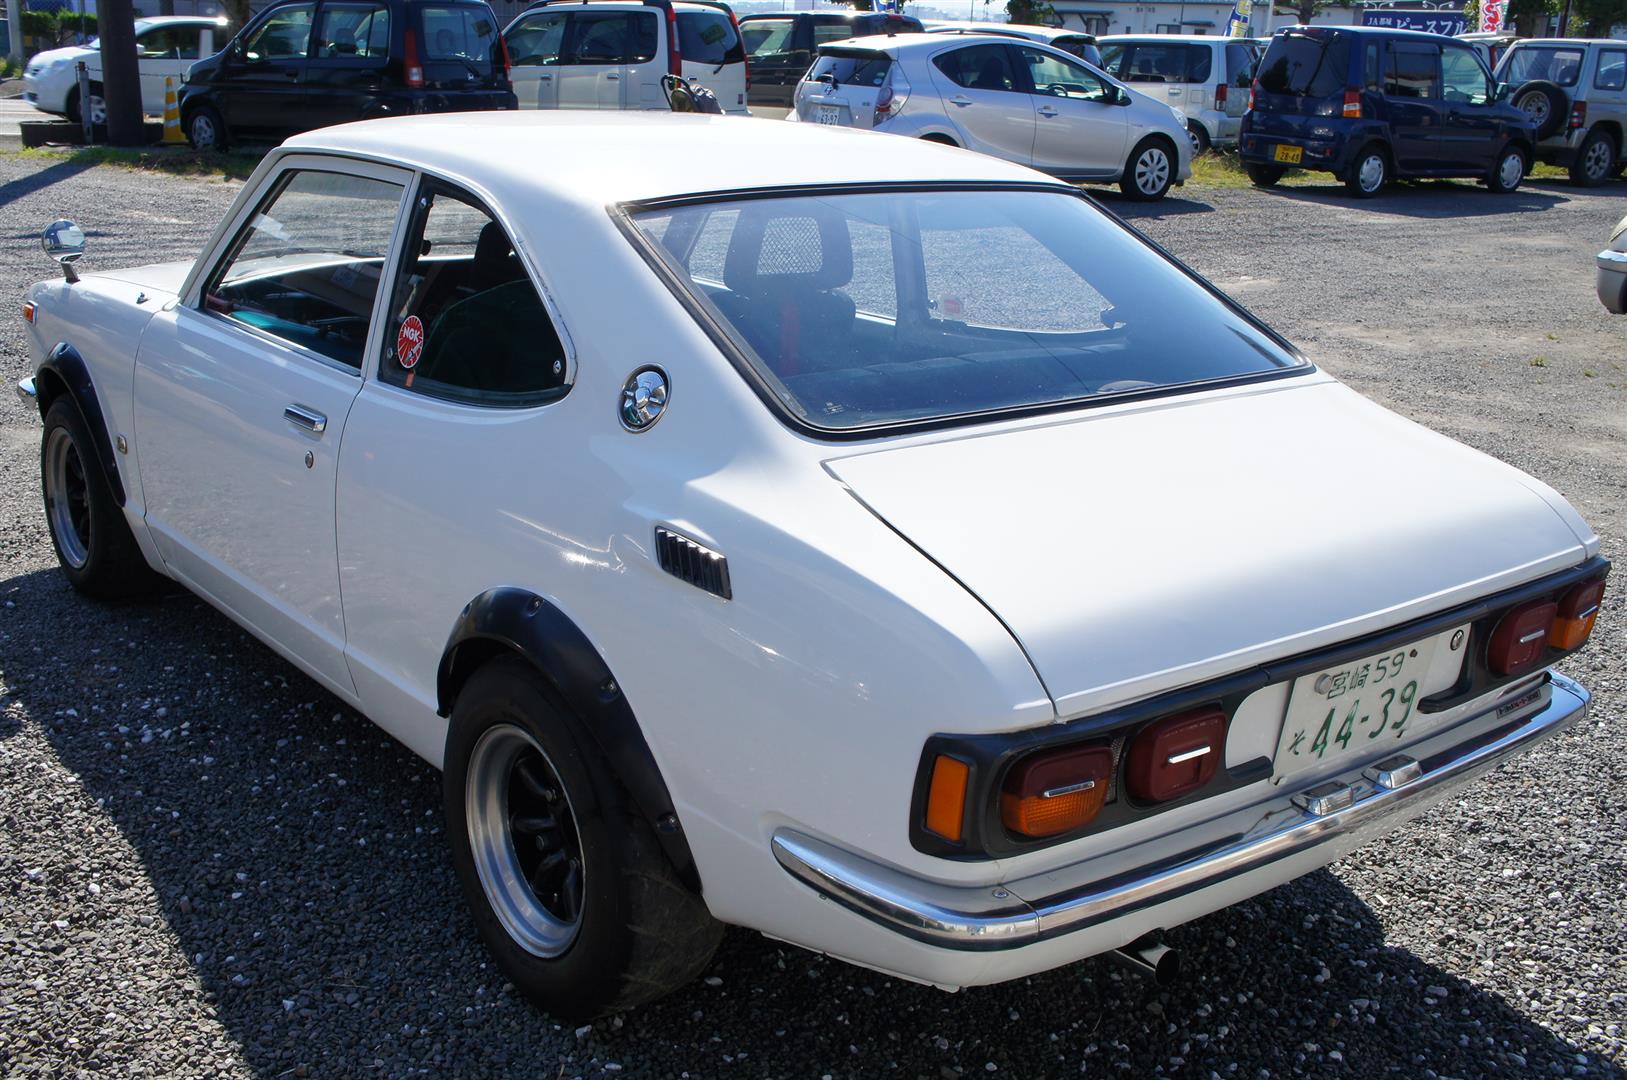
655,527,731,600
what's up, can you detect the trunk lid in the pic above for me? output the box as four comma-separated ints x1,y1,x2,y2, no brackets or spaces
827,380,1592,718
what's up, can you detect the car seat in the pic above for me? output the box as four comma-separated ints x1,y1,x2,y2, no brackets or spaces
971,56,1008,91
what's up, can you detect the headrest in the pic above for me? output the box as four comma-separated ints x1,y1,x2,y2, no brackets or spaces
722,203,853,294
473,220,512,267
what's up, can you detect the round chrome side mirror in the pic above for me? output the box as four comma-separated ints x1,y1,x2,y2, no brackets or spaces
42,219,86,282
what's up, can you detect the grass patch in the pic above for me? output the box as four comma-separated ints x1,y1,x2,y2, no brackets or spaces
1530,356,1548,367
5,144,265,180
1185,150,1574,190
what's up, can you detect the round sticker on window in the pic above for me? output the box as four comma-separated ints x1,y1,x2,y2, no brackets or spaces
397,315,425,370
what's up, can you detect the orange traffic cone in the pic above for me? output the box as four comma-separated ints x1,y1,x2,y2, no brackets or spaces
162,77,185,144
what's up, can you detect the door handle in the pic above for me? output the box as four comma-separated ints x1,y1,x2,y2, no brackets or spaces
1037,105,1059,117
538,73,553,80
949,95,972,107
284,404,327,434
1167,87,1181,95
283,69,300,79
606,73,620,80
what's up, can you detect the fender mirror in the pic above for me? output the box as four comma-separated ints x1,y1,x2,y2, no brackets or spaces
42,219,86,283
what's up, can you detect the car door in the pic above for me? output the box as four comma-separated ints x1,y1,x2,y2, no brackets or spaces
620,9,663,109
1384,40,1444,173
303,1,392,128
134,24,202,113
215,2,315,131
558,10,633,109
1020,46,1128,178
928,43,1036,166
741,16,800,112
1437,43,1500,171
505,8,566,109
132,157,411,699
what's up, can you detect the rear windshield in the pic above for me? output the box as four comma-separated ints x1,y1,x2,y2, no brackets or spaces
1098,42,1211,83
628,190,1302,432
806,48,891,87
1496,45,1586,87
1256,31,1350,97
850,14,924,35
677,10,744,66
419,4,499,65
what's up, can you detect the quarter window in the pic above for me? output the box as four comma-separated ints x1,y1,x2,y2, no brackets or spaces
570,12,656,64
203,169,403,370
1596,50,1626,91
313,3,390,59
380,185,568,406
243,4,315,61
934,44,1018,93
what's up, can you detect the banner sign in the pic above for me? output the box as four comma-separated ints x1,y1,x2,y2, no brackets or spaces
1360,9,1467,34
1479,0,1506,32
1227,0,1251,36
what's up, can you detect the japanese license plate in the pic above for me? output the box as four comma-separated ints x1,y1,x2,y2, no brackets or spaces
1273,143,1303,165
817,105,843,125
1274,625,1470,779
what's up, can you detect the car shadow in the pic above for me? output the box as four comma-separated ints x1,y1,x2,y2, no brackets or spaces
3,565,1623,1077
1250,178,1574,217
0,157,99,210
1089,190,1216,218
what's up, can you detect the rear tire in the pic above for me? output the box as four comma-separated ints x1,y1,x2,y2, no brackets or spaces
444,658,722,1020
1569,128,1615,187
1344,143,1389,198
40,399,166,600
1487,143,1527,194
1186,122,1211,157
185,104,228,151
1245,162,1285,187
1120,136,1176,201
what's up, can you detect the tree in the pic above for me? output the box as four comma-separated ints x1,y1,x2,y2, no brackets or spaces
1571,0,1627,34
1506,0,1558,35
1282,0,1357,26
1005,0,1057,24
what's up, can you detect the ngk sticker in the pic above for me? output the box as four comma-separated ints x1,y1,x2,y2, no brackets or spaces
397,315,425,370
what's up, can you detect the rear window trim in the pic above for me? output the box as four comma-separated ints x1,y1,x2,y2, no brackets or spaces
609,181,1313,443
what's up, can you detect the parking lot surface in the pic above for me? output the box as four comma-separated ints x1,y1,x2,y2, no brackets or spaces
0,153,1623,1078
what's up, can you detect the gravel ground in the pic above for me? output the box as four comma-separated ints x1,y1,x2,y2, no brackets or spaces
0,154,1624,1079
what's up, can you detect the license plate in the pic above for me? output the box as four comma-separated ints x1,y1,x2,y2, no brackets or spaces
1273,626,1470,779
1274,143,1303,164
817,105,842,126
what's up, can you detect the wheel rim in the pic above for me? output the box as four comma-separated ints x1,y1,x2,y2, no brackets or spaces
1584,139,1611,179
1499,151,1525,189
1520,95,1549,124
44,427,91,570
1358,153,1385,192
191,115,216,147
1187,127,1203,155
1136,147,1170,194
466,723,585,958
88,95,106,126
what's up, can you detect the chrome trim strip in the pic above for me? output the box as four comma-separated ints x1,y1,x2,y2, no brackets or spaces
1041,779,1097,799
771,673,1589,952
1166,745,1212,766
16,376,38,406
1597,248,1627,270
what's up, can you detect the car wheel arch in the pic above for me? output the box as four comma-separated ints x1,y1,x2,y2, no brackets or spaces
919,132,960,147
436,587,703,894
34,344,125,507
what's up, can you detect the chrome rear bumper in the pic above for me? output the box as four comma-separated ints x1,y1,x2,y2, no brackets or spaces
16,376,38,406
772,672,1589,951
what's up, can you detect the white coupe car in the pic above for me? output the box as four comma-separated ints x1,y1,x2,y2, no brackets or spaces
20,113,1606,1018
22,15,228,124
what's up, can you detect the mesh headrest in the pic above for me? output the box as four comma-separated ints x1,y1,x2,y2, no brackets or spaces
722,203,853,294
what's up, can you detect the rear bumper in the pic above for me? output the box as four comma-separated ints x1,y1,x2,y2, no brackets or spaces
773,671,1588,953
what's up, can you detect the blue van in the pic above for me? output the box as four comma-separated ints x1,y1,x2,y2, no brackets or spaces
1240,26,1538,197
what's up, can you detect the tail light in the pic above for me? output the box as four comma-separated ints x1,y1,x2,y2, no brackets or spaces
923,754,970,841
497,33,513,82
1248,79,1258,111
1488,599,1559,676
1342,88,1361,118
1569,101,1587,130
873,68,908,125
727,10,749,91
1214,83,1227,110
1549,578,1605,651
1125,706,1226,803
667,6,682,77
404,27,424,88
1000,745,1112,838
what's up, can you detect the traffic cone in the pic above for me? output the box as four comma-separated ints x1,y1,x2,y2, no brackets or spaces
162,77,185,145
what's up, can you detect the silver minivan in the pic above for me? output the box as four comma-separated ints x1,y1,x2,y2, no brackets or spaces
503,0,749,114
1098,35,1258,154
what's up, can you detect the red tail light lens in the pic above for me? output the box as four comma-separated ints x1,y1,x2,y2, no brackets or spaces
728,11,749,90
1214,83,1227,110
1125,706,1226,803
1488,599,1559,676
1569,101,1587,130
497,33,513,82
404,28,424,88
1550,578,1605,651
1342,88,1362,118
1001,745,1112,838
1248,79,1258,111
667,7,682,77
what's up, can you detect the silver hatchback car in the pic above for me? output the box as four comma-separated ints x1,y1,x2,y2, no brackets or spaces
790,32,1192,200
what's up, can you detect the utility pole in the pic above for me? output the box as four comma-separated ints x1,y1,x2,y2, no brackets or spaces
97,0,145,146
6,0,23,63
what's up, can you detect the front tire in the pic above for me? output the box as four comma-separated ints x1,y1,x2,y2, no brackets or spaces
1345,143,1389,198
1569,129,1616,187
1120,136,1176,201
185,103,228,151
444,658,722,1020
1487,143,1527,194
40,399,165,599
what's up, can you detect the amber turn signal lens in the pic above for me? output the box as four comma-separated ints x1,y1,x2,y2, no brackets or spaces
1550,579,1605,651
923,755,970,842
21,301,36,324
1000,745,1112,839
1488,599,1559,676
1125,706,1227,804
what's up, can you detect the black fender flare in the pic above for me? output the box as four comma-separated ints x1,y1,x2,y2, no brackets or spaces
35,343,126,507
437,588,702,893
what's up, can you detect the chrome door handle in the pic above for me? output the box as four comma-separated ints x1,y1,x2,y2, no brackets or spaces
1038,105,1058,117
606,73,620,80
1167,87,1181,95
284,404,327,434
949,95,972,107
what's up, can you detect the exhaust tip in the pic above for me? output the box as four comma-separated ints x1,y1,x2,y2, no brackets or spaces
1108,933,1181,988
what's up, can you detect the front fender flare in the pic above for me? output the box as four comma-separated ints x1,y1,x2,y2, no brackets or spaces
437,588,702,893
36,343,125,507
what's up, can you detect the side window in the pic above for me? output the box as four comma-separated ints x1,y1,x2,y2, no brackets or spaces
933,44,1018,93
1019,47,1111,102
380,186,568,406
314,3,391,59
137,26,202,59
812,20,857,47
742,17,796,56
1184,44,1212,84
1226,42,1255,87
570,12,640,64
203,169,402,370
1363,42,1382,91
1386,44,1439,99
1596,50,1627,92
506,11,566,65
1441,45,1490,105
243,4,315,61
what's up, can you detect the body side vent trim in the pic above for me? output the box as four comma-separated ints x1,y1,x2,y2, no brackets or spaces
655,527,732,600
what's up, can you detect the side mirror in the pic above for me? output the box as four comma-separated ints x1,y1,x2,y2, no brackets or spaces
1495,81,1510,101
42,219,86,283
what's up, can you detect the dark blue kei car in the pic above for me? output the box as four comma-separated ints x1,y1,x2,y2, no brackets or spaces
1240,25,1539,197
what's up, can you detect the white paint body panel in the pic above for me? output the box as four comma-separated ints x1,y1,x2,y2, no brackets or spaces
20,113,1602,990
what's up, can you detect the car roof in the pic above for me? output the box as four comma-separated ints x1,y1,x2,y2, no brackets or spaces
741,9,912,17
134,14,227,25
828,30,1045,53
282,112,1049,207
1507,37,1621,46
1100,34,1224,44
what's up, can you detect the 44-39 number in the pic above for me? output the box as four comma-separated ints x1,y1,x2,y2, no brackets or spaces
1298,680,1419,759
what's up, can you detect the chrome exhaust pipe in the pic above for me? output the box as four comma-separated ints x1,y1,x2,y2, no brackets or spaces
1108,934,1181,987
